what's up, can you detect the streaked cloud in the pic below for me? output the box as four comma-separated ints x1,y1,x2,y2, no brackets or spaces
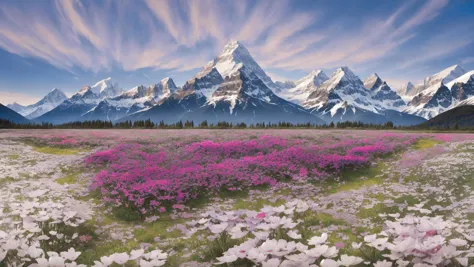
0,0,471,89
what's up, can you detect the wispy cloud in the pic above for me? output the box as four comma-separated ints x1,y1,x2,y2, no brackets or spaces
0,0,467,81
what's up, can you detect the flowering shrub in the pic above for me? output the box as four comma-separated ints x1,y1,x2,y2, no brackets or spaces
0,185,168,267
87,135,418,212
189,201,474,267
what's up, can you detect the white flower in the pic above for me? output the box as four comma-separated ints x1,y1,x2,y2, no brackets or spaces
92,261,104,267
49,256,66,267
32,257,49,267
4,238,20,250
364,234,377,243
66,263,86,267
304,245,329,257
456,257,468,267
229,224,249,239
322,246,338,258
287,230,302,239
338,254,364,266
321,259,339,267
395,260,410,267
215,255,238,264
374,260,392,267
449,238,467,247
130,249,145,260
139,259,153,267
100,256,114,266
111,252,130,265
351,242,362,249
37,235,50,241
60,248,81,261
28,246,44,258
209,222,229,234
308,233,328,246
263,258,280,267
145,249,167,260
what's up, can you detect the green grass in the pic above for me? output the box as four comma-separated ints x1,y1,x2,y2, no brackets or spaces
8,154,19,160
32,146,88,155
56,173,78,185
322,161,388,194
413,138,443,150
0,176,15,186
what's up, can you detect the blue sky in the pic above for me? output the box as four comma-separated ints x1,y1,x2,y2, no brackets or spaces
0,0,473,105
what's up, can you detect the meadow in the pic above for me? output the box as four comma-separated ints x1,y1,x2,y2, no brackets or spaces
1,129,474,267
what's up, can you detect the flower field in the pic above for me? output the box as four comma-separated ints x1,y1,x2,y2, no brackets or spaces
1,129,474,267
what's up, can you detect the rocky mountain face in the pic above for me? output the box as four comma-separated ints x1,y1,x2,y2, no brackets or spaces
7,88,67,119
299,67,423,125
122,42,325,124
276,70,329,105
363,74,406,110
404,70,474,119
15,40,474,126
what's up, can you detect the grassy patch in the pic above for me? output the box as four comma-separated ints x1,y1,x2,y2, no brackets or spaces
8,154,19,160
56,173,78,185
413,138,443,150
322,161,388,194
32,145,88,155
0,176,16,186
233,197,286,210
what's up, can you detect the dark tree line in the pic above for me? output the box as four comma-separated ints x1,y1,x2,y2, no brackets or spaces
0,118,403,130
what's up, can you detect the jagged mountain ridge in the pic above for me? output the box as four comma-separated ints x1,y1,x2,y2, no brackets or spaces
403,70,474,119
15,40,474,126
276,70,329,105
297,67,423,125
7,88,68,119
121,43,325,124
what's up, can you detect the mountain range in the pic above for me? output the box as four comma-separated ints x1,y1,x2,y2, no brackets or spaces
2,40,474,126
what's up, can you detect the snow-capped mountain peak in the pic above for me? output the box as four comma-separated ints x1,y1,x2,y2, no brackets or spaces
363,73,383,90
421,64,466,90
397,82,415,95
276,70,329,105
296,70,329,87
7,88,68,119
200,40,275,90
446,70,474,89
90,77,122,98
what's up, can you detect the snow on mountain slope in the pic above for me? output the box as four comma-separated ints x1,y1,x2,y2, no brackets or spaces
6,102,25,113
7,88,68,119
199,41,276,90
404,82,452,119
82,78,180,121
407,65,466,97
277,70,329,104
363,73,384,91
404,69,474,119
446,70,474,89
455,96,474,107
363,73,406,110
120,41,324,124
89,77,122,98
304,66,378,114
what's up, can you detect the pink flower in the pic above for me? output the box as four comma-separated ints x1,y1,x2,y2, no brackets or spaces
79,235,92,243
256,212,266,219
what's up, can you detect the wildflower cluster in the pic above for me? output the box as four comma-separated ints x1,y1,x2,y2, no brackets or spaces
0,184,168,267
87,135,417,212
